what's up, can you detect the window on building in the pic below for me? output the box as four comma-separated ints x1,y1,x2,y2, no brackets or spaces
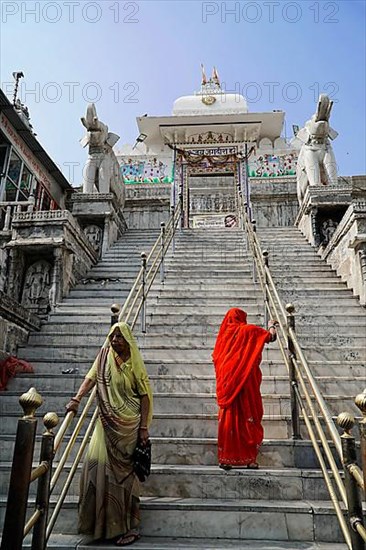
0,144,59,210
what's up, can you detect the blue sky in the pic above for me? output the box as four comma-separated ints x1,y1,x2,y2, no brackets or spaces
1,0,365,185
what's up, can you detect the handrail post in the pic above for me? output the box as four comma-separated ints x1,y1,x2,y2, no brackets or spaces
160,222,165,283
141,252,147,333
31,413,59,550
179,193,184,230
171,206,176,255
238,190,243,230
286,303,301,440
262,249,268,325
355,390,366,499
110,303,120,326
337,413,365,549
251,220,257,281
1,388,42,550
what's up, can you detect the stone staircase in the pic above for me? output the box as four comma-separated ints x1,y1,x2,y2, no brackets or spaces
1,225,363,549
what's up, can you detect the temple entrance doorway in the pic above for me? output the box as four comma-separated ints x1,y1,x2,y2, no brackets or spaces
188,173,238,228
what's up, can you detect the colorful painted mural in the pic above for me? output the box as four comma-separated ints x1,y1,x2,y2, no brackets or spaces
248,152,297,178
120,157,173,183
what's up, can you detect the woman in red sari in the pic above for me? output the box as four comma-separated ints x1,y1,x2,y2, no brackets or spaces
213,308,277,469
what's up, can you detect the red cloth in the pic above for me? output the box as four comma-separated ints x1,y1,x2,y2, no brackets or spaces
213,308,271,466
0,356,34,391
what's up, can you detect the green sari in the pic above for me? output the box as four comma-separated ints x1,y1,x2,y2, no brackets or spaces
78,322,153,540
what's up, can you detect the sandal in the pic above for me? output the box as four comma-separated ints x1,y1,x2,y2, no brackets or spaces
114,532,140,546
247,462,259,469
219,463,232,471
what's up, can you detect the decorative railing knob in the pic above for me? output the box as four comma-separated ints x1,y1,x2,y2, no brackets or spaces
337,412,355,434
286,303,295,315
43,412,59,433
111,303,121,316
19,387,43,418
355,389,366,417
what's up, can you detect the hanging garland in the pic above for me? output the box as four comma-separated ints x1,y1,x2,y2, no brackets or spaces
168,144,255,167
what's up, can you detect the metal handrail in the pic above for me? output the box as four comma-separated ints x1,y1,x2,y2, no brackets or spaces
238,193,365,547
120,202,181,326
43,200,182,541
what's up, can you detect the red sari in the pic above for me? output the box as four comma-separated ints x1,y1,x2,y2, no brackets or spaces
212,308,271,466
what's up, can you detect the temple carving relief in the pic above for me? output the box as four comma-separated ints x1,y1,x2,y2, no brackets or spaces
21,260,52,313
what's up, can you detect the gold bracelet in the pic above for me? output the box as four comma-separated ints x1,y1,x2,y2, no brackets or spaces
139,426,148,429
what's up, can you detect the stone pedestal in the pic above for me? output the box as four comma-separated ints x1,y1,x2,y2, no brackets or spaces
295,185,351,247
71,193,127,257
295,178,366,304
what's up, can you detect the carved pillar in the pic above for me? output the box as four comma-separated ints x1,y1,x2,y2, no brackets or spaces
7,249,24,302
311,207,321,247
359,249,366,305
49,248,62,309
102,216,110,257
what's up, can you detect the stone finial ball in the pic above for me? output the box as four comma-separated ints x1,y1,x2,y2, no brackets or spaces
43,412,59,431
286,303,295,314
110,303,121,315
337,412,355,433
355,390,366,415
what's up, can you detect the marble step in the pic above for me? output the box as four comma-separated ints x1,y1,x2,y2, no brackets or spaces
0,497,347,543
23,358,365,378
49,304,263,316
0,412,302,439
163,262,335,273
17,343,366,363
19,534,349,550
10,373,364,396
0,463,338,502
0,390,359,417
0,435,338,469
0,410,360,440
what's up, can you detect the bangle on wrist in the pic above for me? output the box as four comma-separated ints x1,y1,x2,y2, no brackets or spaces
268,325,276,330
71,397,81,403
139,426,147,430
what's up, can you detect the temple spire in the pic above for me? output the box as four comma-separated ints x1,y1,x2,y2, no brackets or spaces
201,63,207,85
212,66,220,86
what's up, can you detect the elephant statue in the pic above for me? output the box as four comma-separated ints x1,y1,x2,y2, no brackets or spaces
296,94,338,204
80,103,125,207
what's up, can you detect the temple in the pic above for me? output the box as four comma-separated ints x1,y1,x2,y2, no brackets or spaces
117,67,299,229
0,69,366,549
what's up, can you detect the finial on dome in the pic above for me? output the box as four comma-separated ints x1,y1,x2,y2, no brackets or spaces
201,63,207,85
212,66,220,87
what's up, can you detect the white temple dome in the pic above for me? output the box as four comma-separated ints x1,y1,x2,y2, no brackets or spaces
173,67,248,116
172,92,248,116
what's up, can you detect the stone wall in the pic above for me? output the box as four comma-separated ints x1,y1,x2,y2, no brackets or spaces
124,184,171,229
250,177,298,227
0,290,41,357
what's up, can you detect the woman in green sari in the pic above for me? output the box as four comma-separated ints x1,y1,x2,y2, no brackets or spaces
66,321,153,547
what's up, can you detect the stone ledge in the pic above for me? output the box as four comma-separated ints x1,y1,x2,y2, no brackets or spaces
0,290,41,331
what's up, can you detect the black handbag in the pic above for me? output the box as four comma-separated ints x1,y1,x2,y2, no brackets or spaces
133,439,152,482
